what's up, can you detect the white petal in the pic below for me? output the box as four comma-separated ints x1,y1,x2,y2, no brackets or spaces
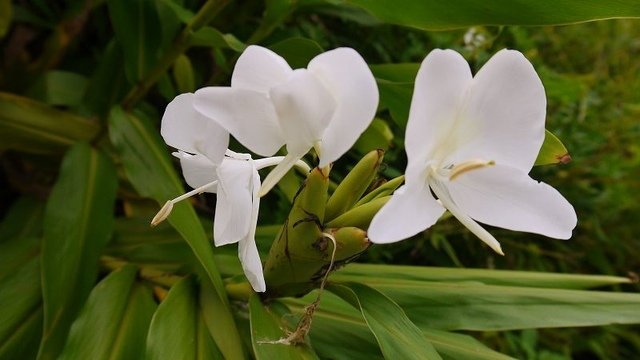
447,49,546,172
270,69,336,155
368,184,445,244
194,87,285,157
231,45,293,93
213,159,254,246
161,93,229,164
405,49,472,167
173,151,218,191
446,164,577,239
308,48,379,166
238,166,266,292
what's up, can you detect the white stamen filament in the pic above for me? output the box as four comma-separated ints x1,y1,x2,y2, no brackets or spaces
259,153,311,197
150,179,218,226
253,156,312,174
429,178,504,256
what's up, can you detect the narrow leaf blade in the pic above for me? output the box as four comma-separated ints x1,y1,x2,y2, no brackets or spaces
345,0,640,30
59,266,157,360
328,282,442,360
39,143,118,359
108,106,243,358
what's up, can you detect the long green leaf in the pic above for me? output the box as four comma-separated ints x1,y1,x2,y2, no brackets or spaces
249,295,318,360
283,293,511,360
108,106,243,359
344,0,640,30
328,282,442,360
285,292,513,360
38,143,118,359
0,93,99,154
0,308,42,360
0,196,44,245
364,278,640,331
83,40,128,116
107,0,162,83
0,239,42,360
146,277,224,360
108,218,194,272
334,263,630,289
60,266,156,360
199,277,245,360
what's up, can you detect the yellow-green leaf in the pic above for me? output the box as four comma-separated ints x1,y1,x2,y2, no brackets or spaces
535,129,571,166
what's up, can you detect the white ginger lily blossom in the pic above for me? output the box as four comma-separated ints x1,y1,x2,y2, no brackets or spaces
193,45,379,196
153,93,311,292
368,49,577,254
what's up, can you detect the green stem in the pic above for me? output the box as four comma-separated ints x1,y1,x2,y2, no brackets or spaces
121,0,231,109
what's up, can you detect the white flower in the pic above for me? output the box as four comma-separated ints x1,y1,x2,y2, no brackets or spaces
155,93,310,292
368,49,577,254
193,45,379,196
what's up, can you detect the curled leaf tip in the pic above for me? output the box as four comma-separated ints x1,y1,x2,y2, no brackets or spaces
558,153,572,164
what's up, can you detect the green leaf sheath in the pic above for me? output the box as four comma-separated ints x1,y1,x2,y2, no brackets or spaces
328,282,442,360
346,0,640,30
108,107,244,359
38,143,118,360
59,266,156,360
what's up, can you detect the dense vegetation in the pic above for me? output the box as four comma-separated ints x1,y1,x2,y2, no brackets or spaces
1,1,639,359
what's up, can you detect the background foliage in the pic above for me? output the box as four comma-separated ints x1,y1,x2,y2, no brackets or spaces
1,1,640,359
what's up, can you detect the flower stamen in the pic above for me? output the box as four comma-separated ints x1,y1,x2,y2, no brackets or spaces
150,179,218,226
449,159,495,181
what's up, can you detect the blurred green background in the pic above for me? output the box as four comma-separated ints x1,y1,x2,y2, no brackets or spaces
1,1,639,358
